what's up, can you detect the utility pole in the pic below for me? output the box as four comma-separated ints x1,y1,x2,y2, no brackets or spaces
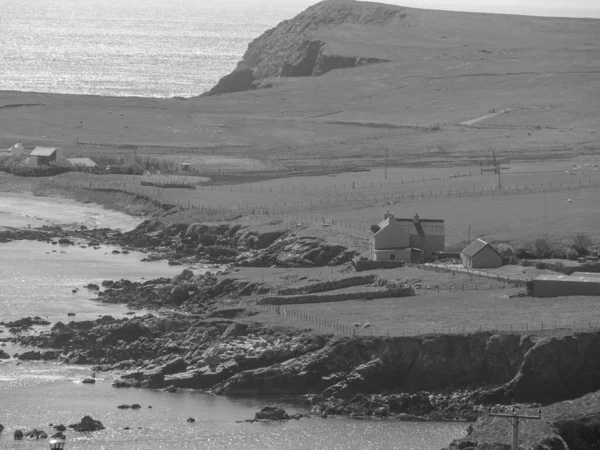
384,148,389,180
468,225,471,243
488,408,541,450
490,146,506,191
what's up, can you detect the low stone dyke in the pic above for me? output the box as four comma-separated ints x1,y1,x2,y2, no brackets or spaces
258,285,414,305
353,260,405,271
276,275,377,296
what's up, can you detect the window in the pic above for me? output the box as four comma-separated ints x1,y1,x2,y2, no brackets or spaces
390,254,396,261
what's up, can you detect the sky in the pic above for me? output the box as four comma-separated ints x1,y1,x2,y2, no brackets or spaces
288,0,600,18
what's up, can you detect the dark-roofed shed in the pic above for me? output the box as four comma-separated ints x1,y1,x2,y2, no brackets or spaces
461,239,502,269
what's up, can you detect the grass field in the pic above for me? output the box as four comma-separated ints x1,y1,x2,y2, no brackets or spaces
251,290,600,337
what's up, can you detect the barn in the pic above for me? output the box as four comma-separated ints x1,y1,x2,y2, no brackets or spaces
461,239,502,269
28,146,60,166
532,274,600,297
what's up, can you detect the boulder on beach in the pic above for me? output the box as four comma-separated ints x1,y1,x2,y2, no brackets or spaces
53,424,66,431
25,429,48,439
81,378,96,384
0,424,4,433
68,415,105,432
0,350,10,359
14,430,23,440
254,406,290,421
186,417,196,423
51,431,66,440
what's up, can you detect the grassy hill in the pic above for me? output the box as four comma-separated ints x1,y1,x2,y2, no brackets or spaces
0,0,598,169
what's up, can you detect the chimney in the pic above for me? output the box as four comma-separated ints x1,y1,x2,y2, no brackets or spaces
413,214,420,224
384,210,394,220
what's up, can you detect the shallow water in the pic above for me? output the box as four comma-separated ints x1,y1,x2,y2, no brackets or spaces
0,198,466,449
0,192,141,231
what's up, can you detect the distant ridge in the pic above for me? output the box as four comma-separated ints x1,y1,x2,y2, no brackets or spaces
202,0,600,97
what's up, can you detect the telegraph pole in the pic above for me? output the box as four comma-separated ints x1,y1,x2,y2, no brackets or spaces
490,146,506,191
384,148,389,180
488,408,542,450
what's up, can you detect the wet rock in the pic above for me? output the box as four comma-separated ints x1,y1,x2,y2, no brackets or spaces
81,378,96,384
58,238,74,245
118,404,131,409
68,415,105,432
186,417,196,423
131,404,141,410
254,406,290,421
25,429,48,439
53,424,66,431
86,284,100,291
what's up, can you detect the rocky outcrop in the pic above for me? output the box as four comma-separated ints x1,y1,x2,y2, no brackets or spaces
121,220,355,267
203,1,404,95
254,406,290,421
68,416,105,432
0,350,10,360
445,391,600,450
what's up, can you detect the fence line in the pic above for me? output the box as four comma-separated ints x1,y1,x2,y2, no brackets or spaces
260,304,600,338
56,176,600,236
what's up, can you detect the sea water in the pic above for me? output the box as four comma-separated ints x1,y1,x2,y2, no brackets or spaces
0,195,467,448
0,0,316,98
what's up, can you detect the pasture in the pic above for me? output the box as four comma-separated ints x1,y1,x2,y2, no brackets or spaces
251,290,600,337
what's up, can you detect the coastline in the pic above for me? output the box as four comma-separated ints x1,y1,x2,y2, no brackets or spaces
1,193,600,450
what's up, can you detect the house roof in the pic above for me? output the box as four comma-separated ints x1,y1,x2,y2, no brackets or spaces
373,217,445,237
30,147,57,157
462,239,499,258
67,157,97,167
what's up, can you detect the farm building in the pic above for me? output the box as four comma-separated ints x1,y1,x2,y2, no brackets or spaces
28,146,61,166
461,239,503,269
66,158,97,170
369,212,444,262
532,274,600,297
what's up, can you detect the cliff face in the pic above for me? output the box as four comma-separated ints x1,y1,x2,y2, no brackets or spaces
203,1,404,95
213,331,600,405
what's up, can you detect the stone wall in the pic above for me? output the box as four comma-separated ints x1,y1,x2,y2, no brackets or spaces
276,275,377,296
258,285,414,305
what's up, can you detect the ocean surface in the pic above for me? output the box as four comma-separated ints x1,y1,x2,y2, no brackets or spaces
0,0,316,98
0,195,467,449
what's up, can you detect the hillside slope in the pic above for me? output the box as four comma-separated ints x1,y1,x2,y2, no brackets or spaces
204,0,600,97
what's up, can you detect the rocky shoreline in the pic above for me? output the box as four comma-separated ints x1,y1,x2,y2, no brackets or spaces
3,218,600,448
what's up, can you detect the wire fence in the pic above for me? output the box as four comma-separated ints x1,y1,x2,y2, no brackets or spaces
260,303,600,338
51,175,600,235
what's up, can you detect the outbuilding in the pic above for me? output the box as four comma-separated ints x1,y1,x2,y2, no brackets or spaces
461,238,502,269
29,146,61,166
532,274,600,297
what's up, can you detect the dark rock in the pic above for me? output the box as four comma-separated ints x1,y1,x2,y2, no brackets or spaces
186,417,196,423
130,404,141,410
118,404,131,409
81,378,96,384
68,415,105,432
53,424,66,431
254,406,290,421
0,424,3,433
25,429,48,439
0,350,9,359
67,313,76,317
51,431,66,440
58,238,74,245
14,430,23,440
